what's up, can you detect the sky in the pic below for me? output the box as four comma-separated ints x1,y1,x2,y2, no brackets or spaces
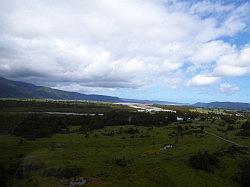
0,0,250,103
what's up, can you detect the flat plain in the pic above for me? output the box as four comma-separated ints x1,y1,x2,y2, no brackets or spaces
0,100,249,187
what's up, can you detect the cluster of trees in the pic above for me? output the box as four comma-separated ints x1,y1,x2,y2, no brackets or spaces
104,111,177,126
220,114,238,125
0,99,120,113
80,111,177,133
12,114,108,139
112,157,131,167
158,105,206,121
0,163,6,187
12,114,70,139
190,151,219,171
170,125,205,138
123,127,140,134
237,159,250,187
10,110,177,139
42,167,84,178
0,155,85,187
237,120,250,137
0,112,27,134
0,154,26,187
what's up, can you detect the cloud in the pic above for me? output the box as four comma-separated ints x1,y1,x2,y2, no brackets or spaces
188,40,234,65
0,0,249,93
187,74,220,87
213,46,250,76
219,83,239,95
213,65,249,76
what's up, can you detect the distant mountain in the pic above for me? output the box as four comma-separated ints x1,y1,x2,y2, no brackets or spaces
193,102,250,111
0,77,122,102
1,77,249,110
120,98,186,105
0,77,184,105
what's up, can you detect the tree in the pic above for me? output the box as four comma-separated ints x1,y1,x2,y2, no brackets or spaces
0,163,6,187
238,159,250,187
237,120,250,137
190,151,219,171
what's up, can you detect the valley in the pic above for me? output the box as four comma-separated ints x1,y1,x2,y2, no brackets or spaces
0,99,249,187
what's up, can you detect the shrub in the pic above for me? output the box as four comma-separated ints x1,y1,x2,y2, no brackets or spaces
0,163,6,187
241,120,250,130
227,125,235,131
216,145,248,157
43,167,84,178
7,157,25,179
124,128,139,134
177,125,183,131
237,120,250,137
113,157,130,167
190,151,219,171
237,159,250,187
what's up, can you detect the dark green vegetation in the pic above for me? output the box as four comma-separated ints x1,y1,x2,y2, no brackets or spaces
0,99,249,187
190,151,219,171
237,120,250,137
237,158,250,187
0,100,177,139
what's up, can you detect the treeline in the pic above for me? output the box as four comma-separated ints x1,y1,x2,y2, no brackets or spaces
237,119,250,137
4,110,177,139
0,99,123,113
13,114,70,139
103,111,177,126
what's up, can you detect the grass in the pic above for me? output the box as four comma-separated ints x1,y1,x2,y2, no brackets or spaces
1,121,249,187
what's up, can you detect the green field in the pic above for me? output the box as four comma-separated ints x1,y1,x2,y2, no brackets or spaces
0,100,249,187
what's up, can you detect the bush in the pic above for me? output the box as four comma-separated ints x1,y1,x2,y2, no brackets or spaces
237,120,250,137
0,163,6,187
7,158,25,179
241,120,250,130
124,128,139,134
216,145,248,157
113,157,131,167
221,115,237,124
43,167,84,178
227,125,235,131
237,159,250,187
190,151,219,171
177,125,183,131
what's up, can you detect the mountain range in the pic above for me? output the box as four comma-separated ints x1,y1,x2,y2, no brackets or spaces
0,77,123,102
0,77,179,105
0,77,249,110
193,102,250,111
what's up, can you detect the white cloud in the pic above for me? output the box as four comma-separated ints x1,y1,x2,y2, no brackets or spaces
213,65,249,76
0,0,249,92
187,74,220,87
190,1,234,15
213,46,250,76
52,83,117,94
219,83,239,95
189,40,234,65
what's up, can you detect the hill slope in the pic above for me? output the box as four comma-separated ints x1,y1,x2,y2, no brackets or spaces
0,77,185,105
193,102,250,110
1,77,249,110
0,77,121,102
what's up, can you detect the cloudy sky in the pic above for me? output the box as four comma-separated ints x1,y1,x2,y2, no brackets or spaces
0,0,250,103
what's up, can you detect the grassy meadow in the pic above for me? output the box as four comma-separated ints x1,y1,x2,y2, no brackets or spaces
0,100,249,187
